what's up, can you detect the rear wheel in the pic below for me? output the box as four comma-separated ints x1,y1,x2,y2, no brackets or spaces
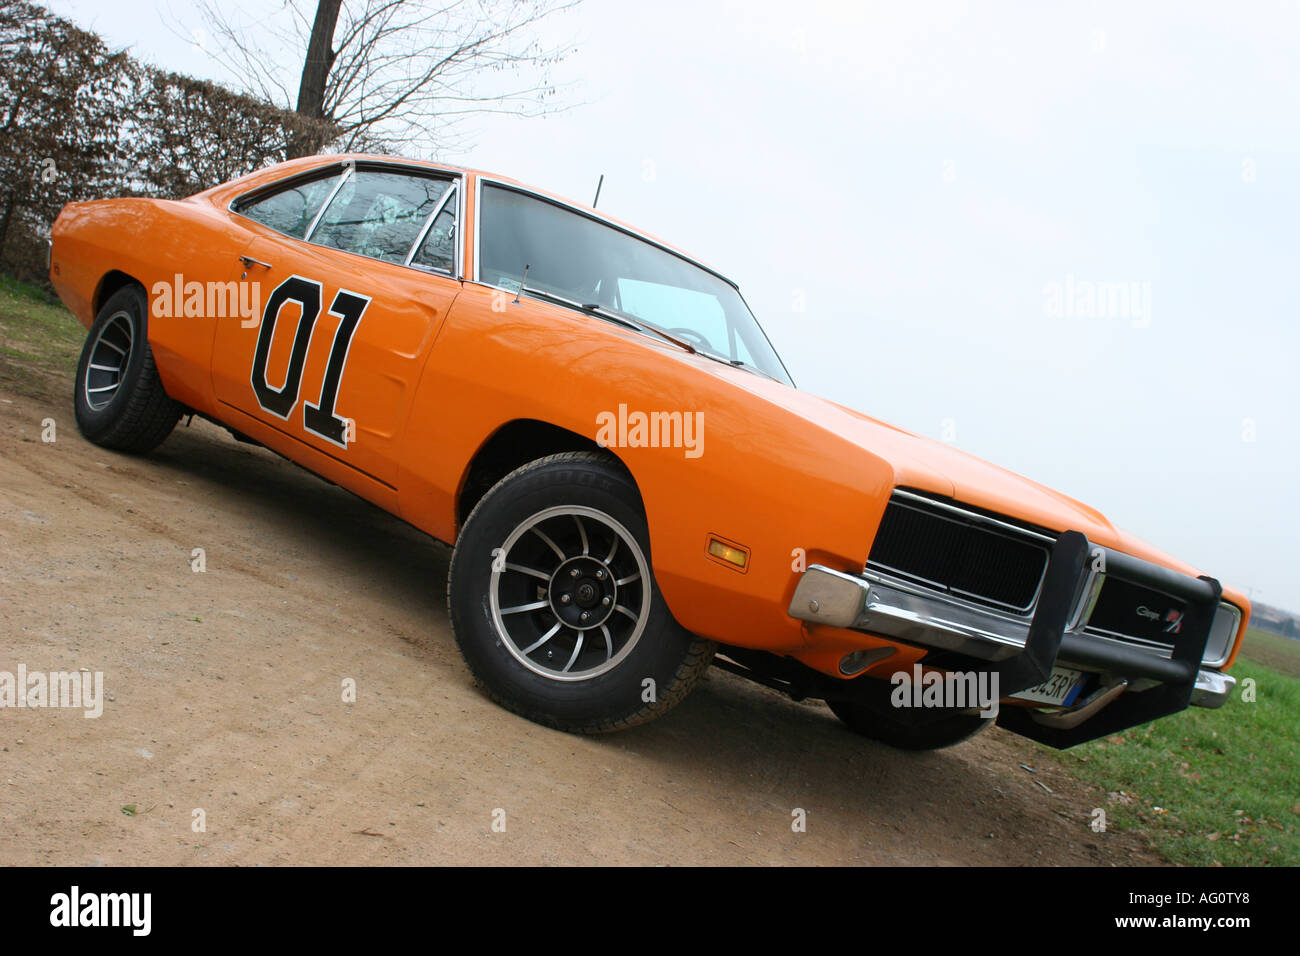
448,451,714,733
73,284,182,453
827,678,993,750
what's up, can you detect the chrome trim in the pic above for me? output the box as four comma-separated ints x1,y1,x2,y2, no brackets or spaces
302,164,353,242
1079,626,1173,659
473,175,740,290
1074,582,1240,669
228,159,467,281
82,310,134,411
889,490,1057,546
1030,680,1127,729
488,505,651,682
871,491,1226,668
838,646,896,676
1190,668,1236,708
455,176,465,280
789,565,871,629
867,491,1054,614
790,565,1035,662
863,566,1037,630
1203,601,1242,669
470,174,795,386
792,563,1241,710
870,553,1047,614
1065,562,1105,631
403,183,457,270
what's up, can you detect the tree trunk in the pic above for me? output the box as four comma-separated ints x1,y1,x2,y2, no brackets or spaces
0,187,21,270
288,0,342,158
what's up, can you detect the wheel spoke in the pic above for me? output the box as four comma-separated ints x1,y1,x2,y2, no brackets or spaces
504,562,550,581
562,632,585,672
522,621,562,654
500,599,548,615
530,525,567,562
489,505,652,680
85,313,136,411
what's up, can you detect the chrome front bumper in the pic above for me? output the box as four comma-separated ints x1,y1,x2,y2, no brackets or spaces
790,559,1235,709
791,565,1032,661
1191,668,1237,708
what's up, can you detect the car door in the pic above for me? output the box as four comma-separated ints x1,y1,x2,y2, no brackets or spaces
211,163,463,490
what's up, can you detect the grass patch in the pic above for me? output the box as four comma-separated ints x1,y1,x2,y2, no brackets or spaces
1238,627,1300,679
1058,633,1300,866
0,275,83,399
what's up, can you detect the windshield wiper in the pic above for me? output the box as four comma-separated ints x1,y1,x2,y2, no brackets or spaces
518,286,780,380
728,359,782,383
519,286,701,355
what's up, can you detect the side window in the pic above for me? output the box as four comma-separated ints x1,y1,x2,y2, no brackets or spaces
237,172,342,239
312,170,451,264
409,189,457,274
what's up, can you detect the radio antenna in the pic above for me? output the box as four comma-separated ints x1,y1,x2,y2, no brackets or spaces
512,263,531,304
592,174,605,209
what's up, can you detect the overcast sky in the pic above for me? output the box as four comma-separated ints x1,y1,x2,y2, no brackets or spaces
45,0,1300,611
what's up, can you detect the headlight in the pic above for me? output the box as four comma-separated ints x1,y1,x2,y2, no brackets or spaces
1204,601,1242,667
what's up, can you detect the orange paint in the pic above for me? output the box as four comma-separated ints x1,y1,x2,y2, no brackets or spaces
48,154,1250,678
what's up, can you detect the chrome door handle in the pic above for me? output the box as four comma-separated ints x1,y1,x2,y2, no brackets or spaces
238,255,272,270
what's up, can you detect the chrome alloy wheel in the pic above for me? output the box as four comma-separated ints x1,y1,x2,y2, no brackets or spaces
83,311,134,411
489,505,651,681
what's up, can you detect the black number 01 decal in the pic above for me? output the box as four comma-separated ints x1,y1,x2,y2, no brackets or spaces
250,275,370,448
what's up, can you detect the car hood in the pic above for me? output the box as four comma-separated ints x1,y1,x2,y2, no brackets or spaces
708,361,1211,579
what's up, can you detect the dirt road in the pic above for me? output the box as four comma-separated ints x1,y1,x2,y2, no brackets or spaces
0,385,1163,866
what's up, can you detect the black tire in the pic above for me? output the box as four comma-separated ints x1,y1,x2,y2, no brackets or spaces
827,678,993,751
74,284,182,453
448,451,715,733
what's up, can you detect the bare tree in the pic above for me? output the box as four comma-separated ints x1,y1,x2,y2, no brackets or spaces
193,0,581,157
296,0,343,127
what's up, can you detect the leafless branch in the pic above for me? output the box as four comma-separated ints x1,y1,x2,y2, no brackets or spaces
194,0,583,157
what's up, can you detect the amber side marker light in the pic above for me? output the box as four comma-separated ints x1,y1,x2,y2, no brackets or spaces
707,536,749,570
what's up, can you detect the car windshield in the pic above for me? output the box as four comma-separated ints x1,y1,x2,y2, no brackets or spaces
477,183,792,385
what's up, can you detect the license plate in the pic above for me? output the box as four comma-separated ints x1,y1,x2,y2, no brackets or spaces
1012,666,1088,706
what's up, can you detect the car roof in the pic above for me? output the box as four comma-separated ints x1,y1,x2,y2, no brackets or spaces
219,153,738,288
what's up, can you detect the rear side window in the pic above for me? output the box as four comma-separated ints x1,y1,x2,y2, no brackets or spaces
237,172,342,239
312,171,452,264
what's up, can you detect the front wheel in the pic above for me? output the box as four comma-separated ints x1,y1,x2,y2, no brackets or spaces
447,451,714,733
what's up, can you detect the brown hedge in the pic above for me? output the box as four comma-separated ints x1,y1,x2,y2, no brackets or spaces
0,0,338,284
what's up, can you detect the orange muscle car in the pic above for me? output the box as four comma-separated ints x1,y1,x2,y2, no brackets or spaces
48,154,1249,749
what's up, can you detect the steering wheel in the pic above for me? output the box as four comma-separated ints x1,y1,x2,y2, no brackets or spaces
665,326,714,351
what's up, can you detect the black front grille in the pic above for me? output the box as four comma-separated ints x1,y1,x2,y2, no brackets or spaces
1085,578,1185,648
866,497,1050,612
